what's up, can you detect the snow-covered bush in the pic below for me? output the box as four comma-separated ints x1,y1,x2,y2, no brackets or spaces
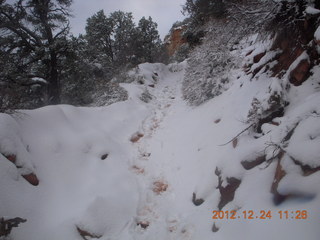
140,88,153,103
247,78,288,133
182,0,276,106
182,20,240,105
91,83,128,107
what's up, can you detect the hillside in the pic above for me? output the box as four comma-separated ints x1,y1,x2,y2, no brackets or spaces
1,1,320,240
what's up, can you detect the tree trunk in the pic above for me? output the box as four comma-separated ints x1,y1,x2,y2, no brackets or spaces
47,51,60,105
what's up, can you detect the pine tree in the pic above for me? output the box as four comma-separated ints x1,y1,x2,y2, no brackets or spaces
135,16,161,63
85,10,114,66
183,0,226,22
109,11,136,66
0,0,72,105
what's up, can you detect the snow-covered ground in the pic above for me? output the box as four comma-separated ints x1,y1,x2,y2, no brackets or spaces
1,56,320,240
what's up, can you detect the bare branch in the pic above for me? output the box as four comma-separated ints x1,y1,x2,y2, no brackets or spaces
218,123,254,146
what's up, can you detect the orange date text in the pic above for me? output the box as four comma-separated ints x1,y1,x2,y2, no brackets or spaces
212,210,308,220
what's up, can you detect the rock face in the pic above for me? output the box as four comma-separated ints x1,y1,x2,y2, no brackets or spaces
165,27,187,56
244,9,319,87
289,59,311,86
270,37,305,78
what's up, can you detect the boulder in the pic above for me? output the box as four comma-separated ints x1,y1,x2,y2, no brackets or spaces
241,155,266,170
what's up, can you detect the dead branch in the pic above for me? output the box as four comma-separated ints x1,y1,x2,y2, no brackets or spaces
218,123,254,146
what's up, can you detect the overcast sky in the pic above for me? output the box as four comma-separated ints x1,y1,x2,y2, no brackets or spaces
69,0,186,40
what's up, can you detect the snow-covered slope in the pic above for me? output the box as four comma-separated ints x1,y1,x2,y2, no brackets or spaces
1,50,320,240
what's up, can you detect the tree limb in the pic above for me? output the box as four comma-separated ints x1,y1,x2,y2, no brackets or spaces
218,123,254,146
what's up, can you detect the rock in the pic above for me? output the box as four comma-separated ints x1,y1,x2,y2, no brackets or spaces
270,121,280,126
289,59,310,86
4,154,16,163
215,168,241,210
252,64,265,77
253,52,266,63
192,192,204,206
290,156,320,176
241,155,266,170
3,154,39,186
137,221,149,229
22,173,39,186
76,226,102,240
100,153,108,160
270,156,287,205
165,27,187,56
245,49,254,56
214,119,221,124
212,223,219,232
148,84,155,88
130,132,144,143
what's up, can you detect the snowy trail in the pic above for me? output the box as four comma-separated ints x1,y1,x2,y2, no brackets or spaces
128,64,224,240
130,66,190,239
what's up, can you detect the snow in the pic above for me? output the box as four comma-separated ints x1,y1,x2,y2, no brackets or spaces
305,6,320,15
1,41,320,240
286,117,320,168
314,26,320,41
31,77,47,84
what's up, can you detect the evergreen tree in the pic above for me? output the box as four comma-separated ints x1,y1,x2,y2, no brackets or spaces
135,16,161,63
183,0,226,22
109,11,136,66
0,0,72,105
85,10,114,66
